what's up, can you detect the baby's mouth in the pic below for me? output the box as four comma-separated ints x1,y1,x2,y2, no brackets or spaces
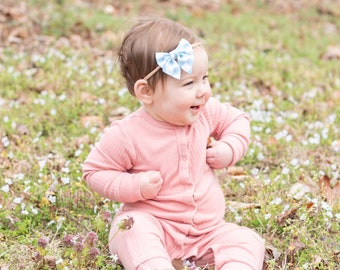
190,105,200,110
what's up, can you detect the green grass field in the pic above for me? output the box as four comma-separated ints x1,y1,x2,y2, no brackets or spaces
0,0,339,269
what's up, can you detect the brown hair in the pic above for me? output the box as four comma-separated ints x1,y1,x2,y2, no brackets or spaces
117,16,200,96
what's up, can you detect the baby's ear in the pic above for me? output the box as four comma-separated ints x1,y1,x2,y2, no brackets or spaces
134,79,153,105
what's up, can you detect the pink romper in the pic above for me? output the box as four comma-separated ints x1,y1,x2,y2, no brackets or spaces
83,97,265,270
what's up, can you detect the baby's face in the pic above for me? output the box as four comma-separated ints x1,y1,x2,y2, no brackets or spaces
147,46,211,126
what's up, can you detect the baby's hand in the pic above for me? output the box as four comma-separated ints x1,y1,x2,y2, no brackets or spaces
140,171,163,199
206,140,233,169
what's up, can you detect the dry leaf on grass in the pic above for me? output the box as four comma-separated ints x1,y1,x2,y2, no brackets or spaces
321,45,340,60
288,238,306,253
318,175,340,204
288,182,317,200
265,243,282,262
226,200,260,209
227,166,246,176
277,206,299,225
80,116,103,129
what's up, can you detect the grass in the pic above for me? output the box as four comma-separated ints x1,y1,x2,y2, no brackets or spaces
0,0,339,269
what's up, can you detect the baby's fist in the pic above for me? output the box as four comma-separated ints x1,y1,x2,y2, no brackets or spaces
140,171,163,200
206,140,233,169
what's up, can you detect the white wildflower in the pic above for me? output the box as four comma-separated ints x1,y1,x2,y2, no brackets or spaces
56,258,64,265
257,153,265,161
31,207,39,214
58,94,67,101
96,98,105,104
61,167,70,174
14,173,24,180
50,108,57,116
335,213,340,221
1,185,10,193
61,177,70,184
56,216,65,231
95,80,103,88
5,178,13,185
111,254,119,263
328,114,336,123
107,78,115,85
270,197,282,205
2,136,10,147
290,158,299,167
235,215,243,223
303,160,310,166
282,167,290,175
75,149,82,157
300,213,307,221
38,159,47,169
13,197,22,204
285,134,292,142
264,213,271,220
47,220,55,227
308,134,320,144
118,87,128,97
251,168,259,176
48,195,56,203
283,204,290,211
274,129,288,140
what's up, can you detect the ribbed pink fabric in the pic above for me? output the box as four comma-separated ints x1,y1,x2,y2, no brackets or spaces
82,97,264,269
83,97,249,208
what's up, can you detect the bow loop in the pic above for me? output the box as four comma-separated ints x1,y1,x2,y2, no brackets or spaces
155,38,194,80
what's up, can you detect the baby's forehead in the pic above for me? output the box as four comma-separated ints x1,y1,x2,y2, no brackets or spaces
192,47,209,66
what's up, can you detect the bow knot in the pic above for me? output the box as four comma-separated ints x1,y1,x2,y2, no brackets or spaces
155,38,193,80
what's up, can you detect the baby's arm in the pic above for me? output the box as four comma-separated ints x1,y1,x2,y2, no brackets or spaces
83,126,163,202
206,99,250,169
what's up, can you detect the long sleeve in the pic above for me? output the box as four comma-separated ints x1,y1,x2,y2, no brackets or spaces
83,124,145,203
205,98,250,166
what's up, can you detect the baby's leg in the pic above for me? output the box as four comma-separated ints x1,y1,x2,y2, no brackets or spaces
109,211,175,270
211,223,265,270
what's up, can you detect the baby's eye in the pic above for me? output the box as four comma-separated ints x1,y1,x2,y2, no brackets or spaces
203,75,209,81
183,81,194,87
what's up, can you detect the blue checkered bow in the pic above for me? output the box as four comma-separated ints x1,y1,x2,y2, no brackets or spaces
155,38,194,80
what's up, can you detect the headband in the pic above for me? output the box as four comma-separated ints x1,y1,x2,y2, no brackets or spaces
143,38,202,81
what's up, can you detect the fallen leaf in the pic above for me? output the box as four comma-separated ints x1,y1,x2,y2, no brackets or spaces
289,239,306,253
331,140,340,153
16,123,30,136
277,206,298,225
321,45,340,60
80,116,103,129
171,259,182,270
318,175,340,204
288,182,315,200
226,200,261,209
108,106,130,122
227,166,246,176
81,92,98,103
265,243,281,261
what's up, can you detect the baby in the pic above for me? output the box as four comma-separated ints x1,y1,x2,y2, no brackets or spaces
83,16,265,270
